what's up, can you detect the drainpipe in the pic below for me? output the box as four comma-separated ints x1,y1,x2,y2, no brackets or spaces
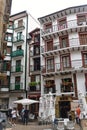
25,13,28,98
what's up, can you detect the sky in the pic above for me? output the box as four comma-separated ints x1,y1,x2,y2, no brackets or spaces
11,0,87,20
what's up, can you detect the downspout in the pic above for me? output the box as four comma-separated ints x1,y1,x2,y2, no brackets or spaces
25,13,28,98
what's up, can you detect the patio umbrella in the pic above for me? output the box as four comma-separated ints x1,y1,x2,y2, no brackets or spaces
13,98,39,105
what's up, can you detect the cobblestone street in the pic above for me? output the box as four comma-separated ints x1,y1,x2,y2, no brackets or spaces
6,121,82,130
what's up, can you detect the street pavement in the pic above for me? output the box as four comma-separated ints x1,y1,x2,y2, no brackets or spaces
6,121,81,130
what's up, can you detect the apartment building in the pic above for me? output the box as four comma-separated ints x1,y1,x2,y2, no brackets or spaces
8,11,39,110
0,0,12,109
28,28,40,118
38,4,87,118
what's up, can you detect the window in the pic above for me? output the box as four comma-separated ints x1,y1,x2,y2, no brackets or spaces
60,36,68,48
34,45,40,55
18,19,23,27
17,32,22,40
7,47,11,54
47,58,54,70
77,15,86,25
58,18,67,29
46,40,53,51
45,22,52,29
17,45,22,50
82,52,87,66
34,34,40,43
79,33,87,45
34,58,40,71
5,34,12,42
62,55,70,68
15,76,20,85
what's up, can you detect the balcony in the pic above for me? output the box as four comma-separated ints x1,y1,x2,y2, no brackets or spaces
14,22,25,31
11,49,24,58
61,82,74,95
41,59,87,76
28,82,41,92
41,19,87,37
41,38,87,57
11,65,23,73
30,65,40,73
0,85,9,92
10,83,24,91
13,35,24,44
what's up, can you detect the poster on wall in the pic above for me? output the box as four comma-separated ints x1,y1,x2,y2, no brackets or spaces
71,100,79,111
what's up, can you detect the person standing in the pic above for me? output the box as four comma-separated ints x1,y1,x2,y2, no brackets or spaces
23,108,29,125
11,107,17,126
75,105,83,129
8,107,12,123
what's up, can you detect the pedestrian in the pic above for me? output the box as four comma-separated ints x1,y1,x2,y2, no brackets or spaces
11,107,17,126
75,105,83,129
21,107,25,124
23,107,29,125
8,107,12,123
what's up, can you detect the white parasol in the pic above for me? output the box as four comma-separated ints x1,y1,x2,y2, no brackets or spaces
13,98,39,105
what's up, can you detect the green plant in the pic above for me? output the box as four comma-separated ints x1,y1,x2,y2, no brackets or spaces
29,81,37,86
37,81,41,85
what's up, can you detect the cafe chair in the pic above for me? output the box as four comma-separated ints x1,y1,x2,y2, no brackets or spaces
57,121,65,130
66,121,75,130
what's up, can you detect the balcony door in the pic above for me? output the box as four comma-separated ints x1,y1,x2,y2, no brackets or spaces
47,57,54,72
16,60,21,72
34,58,40,71
15,76,20,90
61,54,71,69
17,32,22,40
46,40,53,51
82,52,87,67
79,33,87,45
18,19,23,27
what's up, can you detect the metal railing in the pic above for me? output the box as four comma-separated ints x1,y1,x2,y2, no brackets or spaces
10,83,23,90
41,59,84,73
41,38,87,53
41,19,87,35
11,49,24,57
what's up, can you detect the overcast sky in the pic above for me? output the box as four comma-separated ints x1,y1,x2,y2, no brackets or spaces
11,0,87,20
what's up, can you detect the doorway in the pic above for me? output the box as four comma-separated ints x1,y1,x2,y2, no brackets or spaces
59,101,70,118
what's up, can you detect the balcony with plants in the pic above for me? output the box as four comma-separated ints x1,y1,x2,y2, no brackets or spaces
10,82,24,91
60,78,74,94
11,49,24,57
13,35,24,43
44,80,55,94
28,81,41,92
11,65,23,73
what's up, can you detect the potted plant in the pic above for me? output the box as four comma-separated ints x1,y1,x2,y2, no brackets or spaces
29,81,37,86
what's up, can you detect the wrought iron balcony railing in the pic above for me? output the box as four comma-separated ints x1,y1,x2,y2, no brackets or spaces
10,83,24,90
11,65,23,73
41,59,86,74
30,65,40,72
41,38,87,53
11,49,24,57
13,35,24,43
14,22,25,30
41,19,87,35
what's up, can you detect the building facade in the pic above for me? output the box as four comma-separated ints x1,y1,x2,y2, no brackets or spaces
8,11,39,110
38,5,87,118
0,0,12,109
28,28,41,118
